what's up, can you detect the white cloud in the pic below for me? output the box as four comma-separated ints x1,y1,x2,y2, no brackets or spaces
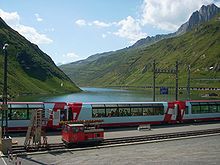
35,13,43,22
75,19,87,26
61,52,80,64
62,52,80,63
0,9,52,44
102,34,107,38
75,16,147,42
141,0,216,31
74,1,219,42
0,9,19,26
75,19,111,28
16,25,53,44
215,1,220,7
114,16,147,43
93,20,111,27
45,28,55,32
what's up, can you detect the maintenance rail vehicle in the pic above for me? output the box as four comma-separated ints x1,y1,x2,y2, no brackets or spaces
62,120,104,147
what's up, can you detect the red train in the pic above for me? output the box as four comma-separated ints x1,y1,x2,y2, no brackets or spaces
1,100,220,131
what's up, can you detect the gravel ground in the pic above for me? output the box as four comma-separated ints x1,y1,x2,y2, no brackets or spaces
4,135,220,165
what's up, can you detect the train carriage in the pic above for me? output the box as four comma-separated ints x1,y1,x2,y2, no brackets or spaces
181,100,220,122
0,102,70,131
1,102,45,131
68,101,177,127
1,100,220,132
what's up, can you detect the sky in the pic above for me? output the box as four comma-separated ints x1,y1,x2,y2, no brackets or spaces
0,0,220,65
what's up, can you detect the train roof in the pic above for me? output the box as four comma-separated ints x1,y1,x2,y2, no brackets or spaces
0,102,44,104
186,100,220,103
69,101,168,105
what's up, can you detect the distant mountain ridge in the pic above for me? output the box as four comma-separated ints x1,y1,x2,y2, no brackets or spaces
62,4,220,69
0,17,81,96
60,4,220,89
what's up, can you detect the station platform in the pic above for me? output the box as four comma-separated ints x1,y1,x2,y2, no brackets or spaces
9,122,220,146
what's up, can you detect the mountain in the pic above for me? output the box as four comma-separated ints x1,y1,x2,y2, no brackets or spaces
61,4,220,75
133,4,220,48
0,17,81,97
131,33,175,48
60,8,220,88
176,4,220,35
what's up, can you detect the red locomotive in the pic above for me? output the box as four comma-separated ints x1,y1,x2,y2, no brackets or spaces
62,120,104,147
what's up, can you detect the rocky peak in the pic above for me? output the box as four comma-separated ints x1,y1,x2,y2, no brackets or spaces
199,4,220,21
177,4,220,34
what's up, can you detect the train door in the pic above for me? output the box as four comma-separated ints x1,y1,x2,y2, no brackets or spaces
60,109,68,121
68,103,83,121
172,104,178,120
68,108,73,121
52,102,67,126
53,110,60,126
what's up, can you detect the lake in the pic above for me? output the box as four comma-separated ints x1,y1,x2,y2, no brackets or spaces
15,87,193,102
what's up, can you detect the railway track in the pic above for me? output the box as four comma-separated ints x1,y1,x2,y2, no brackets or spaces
11,128,220,155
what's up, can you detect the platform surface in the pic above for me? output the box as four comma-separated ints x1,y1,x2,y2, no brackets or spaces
9,122,220,145
1,122,219,165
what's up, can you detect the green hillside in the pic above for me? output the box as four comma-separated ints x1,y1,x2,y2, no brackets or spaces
60,15,220,89
0,17,81,97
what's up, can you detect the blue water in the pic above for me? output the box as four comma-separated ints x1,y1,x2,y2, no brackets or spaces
15,87,183,102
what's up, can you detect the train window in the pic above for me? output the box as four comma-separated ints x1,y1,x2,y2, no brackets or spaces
92,104,106,118
153,104,164,115
185,106,189,114
105,104,118,117
9,109,28,120
93,109,105,118
208,103,218,113
73,127,79,133
143,108,149,116
79,127,84,132
190,102,220,114
200,103,209,113
142,104,164,116
9,104,28,109
28,109,32,119
143,107,154,115
209,102,220,113
131,104,143,116
28,104,44,109
217,103,220,113
60,110,67,121
118,104,131,116
191,102,201,114
68,108,73,120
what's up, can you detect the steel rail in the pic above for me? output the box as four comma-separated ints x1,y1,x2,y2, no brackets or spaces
11,128,220,155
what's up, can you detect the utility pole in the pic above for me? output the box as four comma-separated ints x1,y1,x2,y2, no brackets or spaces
152,60,179,101
175,61,178,101
152,60,156,101
2,43,9,138
187,65,191,100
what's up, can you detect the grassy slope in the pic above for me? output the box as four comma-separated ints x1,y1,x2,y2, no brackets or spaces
0,18,81,96
61,15,220,88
